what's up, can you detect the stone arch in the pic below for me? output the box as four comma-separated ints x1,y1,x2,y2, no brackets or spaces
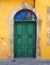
8,2,42,59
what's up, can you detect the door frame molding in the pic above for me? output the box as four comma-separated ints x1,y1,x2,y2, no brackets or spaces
8,2,42,59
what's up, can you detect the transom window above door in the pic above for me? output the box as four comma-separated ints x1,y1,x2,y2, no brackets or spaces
14,9,37,21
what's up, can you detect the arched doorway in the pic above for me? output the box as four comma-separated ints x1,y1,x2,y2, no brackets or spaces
14,9,37,58
8,2,42,59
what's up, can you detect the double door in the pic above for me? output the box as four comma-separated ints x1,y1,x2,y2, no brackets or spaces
14,21,36,58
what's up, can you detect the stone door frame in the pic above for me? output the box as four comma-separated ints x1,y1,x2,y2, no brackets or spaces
8,2,42,59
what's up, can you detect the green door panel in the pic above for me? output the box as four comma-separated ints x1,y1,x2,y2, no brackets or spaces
28,24,33,35
17,24,23,35
14,21,36,58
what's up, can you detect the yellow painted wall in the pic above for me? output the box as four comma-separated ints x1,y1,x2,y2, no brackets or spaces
0,0,50,60
36,0,50,60
0,0,34,60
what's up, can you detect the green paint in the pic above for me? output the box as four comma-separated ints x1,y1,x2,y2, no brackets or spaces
14,21,36,58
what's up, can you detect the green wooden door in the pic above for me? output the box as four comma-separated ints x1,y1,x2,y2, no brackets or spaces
14,21,36,58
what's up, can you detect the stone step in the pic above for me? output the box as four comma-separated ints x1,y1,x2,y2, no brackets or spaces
0,58,50,65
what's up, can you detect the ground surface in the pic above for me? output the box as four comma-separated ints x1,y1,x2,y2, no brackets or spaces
0,58,50,65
